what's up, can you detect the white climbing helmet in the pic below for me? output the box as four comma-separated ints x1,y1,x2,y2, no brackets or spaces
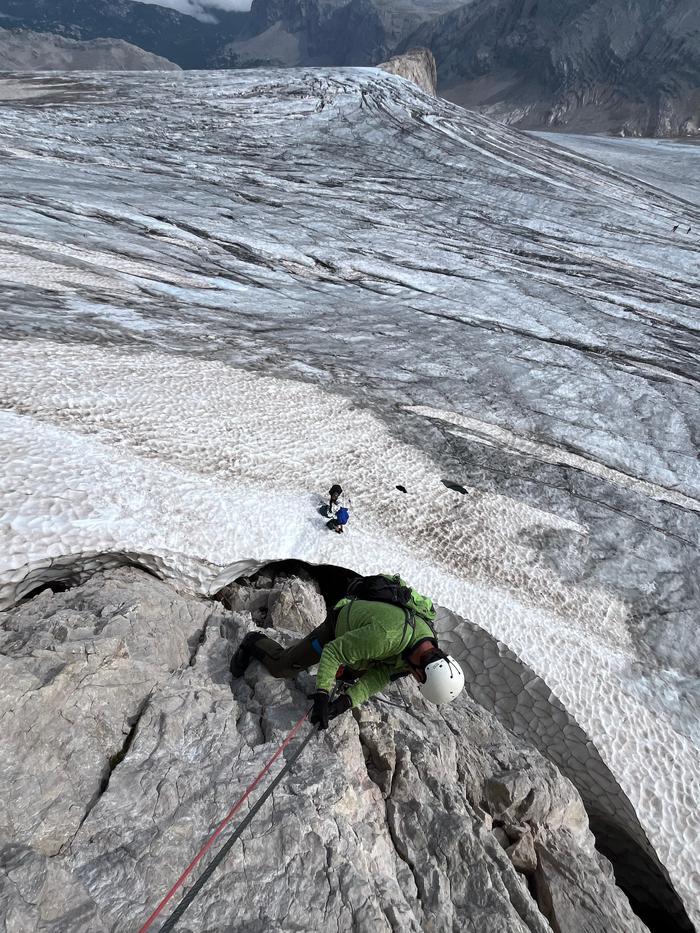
418,654,465,705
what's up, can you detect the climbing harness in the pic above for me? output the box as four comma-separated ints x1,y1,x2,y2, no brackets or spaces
139,709,314,932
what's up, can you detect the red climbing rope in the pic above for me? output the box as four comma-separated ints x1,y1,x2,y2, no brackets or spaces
139,709,311,932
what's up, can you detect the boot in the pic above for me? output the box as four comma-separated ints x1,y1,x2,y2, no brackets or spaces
230,632,265,678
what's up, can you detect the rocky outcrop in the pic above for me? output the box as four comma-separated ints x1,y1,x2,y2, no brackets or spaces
403,0,700,137
0,27,181,71
437,606,688,929
377,48,437,96
216,567,326,632
0,567,649,932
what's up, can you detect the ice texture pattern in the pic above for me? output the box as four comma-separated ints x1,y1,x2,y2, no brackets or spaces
0,68,698,925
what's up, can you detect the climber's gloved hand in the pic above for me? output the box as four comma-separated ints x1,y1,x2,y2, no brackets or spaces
328,693,352,720
335,665,360,686
310,691,330,730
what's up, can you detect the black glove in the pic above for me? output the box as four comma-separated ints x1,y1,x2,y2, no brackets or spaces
328,693,352,720
310,691,330,730
335,666,360,686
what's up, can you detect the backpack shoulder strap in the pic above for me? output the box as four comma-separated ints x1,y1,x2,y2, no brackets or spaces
399,607,417,650
424,615,438,639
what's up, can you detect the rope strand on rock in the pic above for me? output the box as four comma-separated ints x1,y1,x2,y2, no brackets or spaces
139,709,313,933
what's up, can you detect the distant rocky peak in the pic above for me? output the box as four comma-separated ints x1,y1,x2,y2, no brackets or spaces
377,47,437,95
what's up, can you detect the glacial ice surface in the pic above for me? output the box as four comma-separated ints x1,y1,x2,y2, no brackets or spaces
534,132,700,208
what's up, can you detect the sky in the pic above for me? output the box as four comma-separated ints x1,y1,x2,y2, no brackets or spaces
134,0,253,20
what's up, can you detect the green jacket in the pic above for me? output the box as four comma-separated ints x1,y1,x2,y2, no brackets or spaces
315,598,436,706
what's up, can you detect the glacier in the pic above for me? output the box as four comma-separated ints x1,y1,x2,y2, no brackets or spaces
0,67,698,927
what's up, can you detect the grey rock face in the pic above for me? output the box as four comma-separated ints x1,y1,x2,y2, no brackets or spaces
266,569,327,633
377,48,437,96
215,567,327,632
0,844,108,933
437,606,690,929
0,27,181,71
217,0,457,71
507,832,537,874
216,579,271,623
0,567,211,858
0,568,649,932
404,0,700,137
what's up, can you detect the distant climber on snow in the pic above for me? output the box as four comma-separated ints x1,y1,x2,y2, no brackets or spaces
231,573,465,729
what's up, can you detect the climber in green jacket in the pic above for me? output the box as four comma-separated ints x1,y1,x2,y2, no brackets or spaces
230,594,465,730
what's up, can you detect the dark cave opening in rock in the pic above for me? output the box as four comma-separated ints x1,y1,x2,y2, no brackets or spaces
15,556,163,608
18,576,76,602
589,818,693,933
241,558,359,615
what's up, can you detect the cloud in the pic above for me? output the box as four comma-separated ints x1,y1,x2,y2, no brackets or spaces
134,0,253,21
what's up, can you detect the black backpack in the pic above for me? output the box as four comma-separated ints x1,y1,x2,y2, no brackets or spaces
345,573,438,640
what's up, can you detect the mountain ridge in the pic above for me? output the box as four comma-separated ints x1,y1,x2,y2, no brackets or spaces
0,26,181,70
0,0,247,68
0,564,659,932
0,0,460,70
402,0,700,136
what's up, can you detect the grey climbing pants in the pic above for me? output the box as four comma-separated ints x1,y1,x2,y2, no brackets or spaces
251,614,337,679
